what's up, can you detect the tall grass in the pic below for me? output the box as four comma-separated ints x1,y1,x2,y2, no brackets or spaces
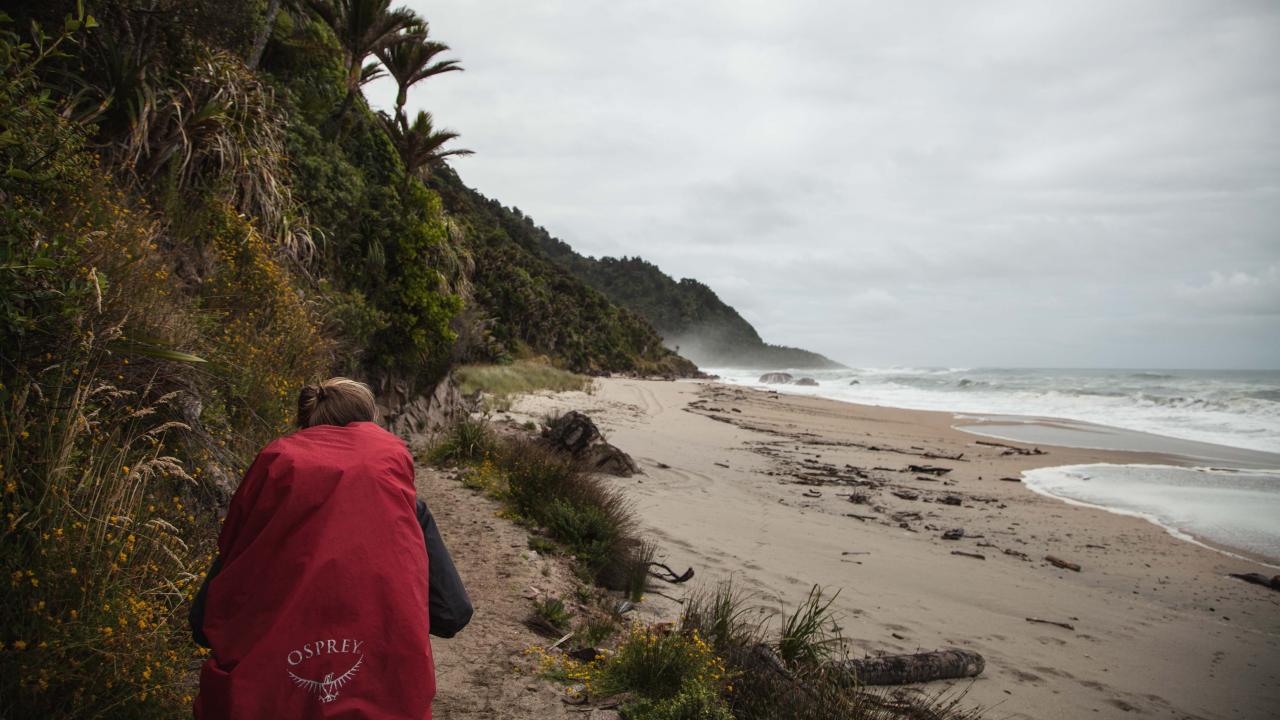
427,417,496,465
1,17,329,716
777,585,843,667
680,581,982,720
1,332,216,717
454,360,591,407
431,421,646,597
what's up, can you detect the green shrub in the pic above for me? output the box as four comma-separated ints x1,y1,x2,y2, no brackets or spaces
574,614,618,647
588,625,732,718
527,536,558,554
495,439,640,590
530,596,571,635
429,418,496,465
623,681,734,720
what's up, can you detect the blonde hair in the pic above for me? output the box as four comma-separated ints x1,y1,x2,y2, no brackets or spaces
296,377,377,429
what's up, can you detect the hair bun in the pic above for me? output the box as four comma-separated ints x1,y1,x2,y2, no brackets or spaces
295,377,376,429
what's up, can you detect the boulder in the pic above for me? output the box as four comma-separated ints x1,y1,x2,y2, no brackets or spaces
795,377,819,386
377,373,469,441
758,372,793,384
542,411,639,476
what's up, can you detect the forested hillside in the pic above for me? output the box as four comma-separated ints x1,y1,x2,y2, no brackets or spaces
484,196,842,369
0,1,687,715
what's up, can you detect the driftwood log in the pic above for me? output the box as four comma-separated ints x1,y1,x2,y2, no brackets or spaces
834,649,985,686
1045,555,1081,572
908,464,952,476
1229,573,1280,592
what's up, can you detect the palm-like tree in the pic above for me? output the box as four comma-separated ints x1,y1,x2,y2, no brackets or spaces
305,0,421,99
376,35,462,110
378,109,473,181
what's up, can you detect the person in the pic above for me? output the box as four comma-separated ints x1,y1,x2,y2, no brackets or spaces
190,377,472,719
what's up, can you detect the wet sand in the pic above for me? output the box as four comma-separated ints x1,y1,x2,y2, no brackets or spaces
506,378,1280,720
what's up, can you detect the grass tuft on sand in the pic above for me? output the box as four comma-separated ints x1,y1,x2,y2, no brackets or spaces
430,421,648,600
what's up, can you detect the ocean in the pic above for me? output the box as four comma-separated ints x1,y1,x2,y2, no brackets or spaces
706,366,1280,564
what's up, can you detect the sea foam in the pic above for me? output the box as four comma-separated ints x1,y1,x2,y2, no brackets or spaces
708,367,1280,454
1022,464,1280,566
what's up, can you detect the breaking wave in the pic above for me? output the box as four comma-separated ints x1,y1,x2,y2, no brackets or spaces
707,367,1280,454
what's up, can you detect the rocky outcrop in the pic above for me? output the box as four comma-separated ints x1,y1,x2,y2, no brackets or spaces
377,373,470,441
795,377,819,386
542,411,639,477
759,372,793,384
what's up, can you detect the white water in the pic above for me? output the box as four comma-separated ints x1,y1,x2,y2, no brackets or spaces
708,366,1280,453
707,366,1280,563
1022,464,1280,565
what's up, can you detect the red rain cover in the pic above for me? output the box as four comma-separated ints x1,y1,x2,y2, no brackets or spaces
194,421,434,719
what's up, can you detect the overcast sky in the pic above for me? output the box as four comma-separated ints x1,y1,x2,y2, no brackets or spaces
368,1,1280,369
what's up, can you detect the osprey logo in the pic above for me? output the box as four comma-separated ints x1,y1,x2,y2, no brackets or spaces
285,639,365,704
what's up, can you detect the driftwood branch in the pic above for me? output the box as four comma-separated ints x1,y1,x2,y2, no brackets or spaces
647,562,695,584
1026,617,1075,631
975,440,1045,456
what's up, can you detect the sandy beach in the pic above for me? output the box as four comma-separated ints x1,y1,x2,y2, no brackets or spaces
504,377,1280,720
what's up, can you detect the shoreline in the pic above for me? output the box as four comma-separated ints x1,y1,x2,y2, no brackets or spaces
1015,464,1280,570
505,377,1280,720
952,415,1280,469
725,380,1280,565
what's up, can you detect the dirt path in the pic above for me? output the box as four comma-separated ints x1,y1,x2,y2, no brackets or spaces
414,464,619,719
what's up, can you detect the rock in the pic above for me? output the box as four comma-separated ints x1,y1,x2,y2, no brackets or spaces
563,685,587,705
940,495,963,506
891,490,919,501
542,411,640,476
849,380,860,385
759,372,794,384
568,646,605,663
942,528,965,540
377,373,468,441
795,377,819,386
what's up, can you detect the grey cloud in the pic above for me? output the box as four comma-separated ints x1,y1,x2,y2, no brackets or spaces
372,0,1280,369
